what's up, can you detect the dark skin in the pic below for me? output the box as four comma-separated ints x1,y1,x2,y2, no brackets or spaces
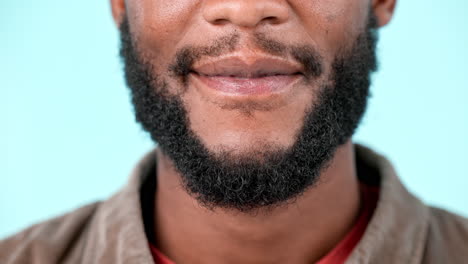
110,0,396,263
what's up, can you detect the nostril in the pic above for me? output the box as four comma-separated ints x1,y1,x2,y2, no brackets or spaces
213,18,229,26
259,16,283,26
203,1,289,28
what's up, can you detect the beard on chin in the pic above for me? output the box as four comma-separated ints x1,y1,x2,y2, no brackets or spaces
119,13,378,213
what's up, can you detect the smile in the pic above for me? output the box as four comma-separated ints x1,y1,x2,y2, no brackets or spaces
190,56,304,96
191,73,302,95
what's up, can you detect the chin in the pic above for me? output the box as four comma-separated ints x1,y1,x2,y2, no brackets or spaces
204,138,293,164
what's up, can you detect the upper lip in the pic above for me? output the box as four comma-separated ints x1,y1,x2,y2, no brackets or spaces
191,56,303,78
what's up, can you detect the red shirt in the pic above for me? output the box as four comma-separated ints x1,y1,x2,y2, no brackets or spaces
149,184,379,264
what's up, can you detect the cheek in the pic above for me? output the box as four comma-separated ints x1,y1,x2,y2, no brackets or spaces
126,0,201,65
293,0,370,61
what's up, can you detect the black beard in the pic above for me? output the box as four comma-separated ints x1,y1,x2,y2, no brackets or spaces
119,15,378,213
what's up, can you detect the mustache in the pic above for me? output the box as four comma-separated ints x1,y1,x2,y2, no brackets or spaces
169,32,324,82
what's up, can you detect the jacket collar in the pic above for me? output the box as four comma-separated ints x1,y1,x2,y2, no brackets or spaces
346,145,430,264
82,145,430,264
81,150,156,264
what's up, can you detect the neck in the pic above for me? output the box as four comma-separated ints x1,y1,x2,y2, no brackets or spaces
153,141,360,264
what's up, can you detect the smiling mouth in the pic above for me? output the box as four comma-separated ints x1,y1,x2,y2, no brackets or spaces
191,72,302,95
190,56,304,95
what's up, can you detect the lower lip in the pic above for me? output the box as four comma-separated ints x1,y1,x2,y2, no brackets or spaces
192,73,302,95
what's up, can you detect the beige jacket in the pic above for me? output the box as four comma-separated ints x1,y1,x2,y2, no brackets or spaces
1,145,468,264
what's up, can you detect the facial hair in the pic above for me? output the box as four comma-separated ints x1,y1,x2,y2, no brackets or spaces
119,14,378,213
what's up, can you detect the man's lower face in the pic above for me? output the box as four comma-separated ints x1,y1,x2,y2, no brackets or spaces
120,12,378,212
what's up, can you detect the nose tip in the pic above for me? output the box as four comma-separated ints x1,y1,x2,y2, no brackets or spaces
203,0,290,28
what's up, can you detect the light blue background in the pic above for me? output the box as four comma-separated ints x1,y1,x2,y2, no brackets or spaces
2,1,467,238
